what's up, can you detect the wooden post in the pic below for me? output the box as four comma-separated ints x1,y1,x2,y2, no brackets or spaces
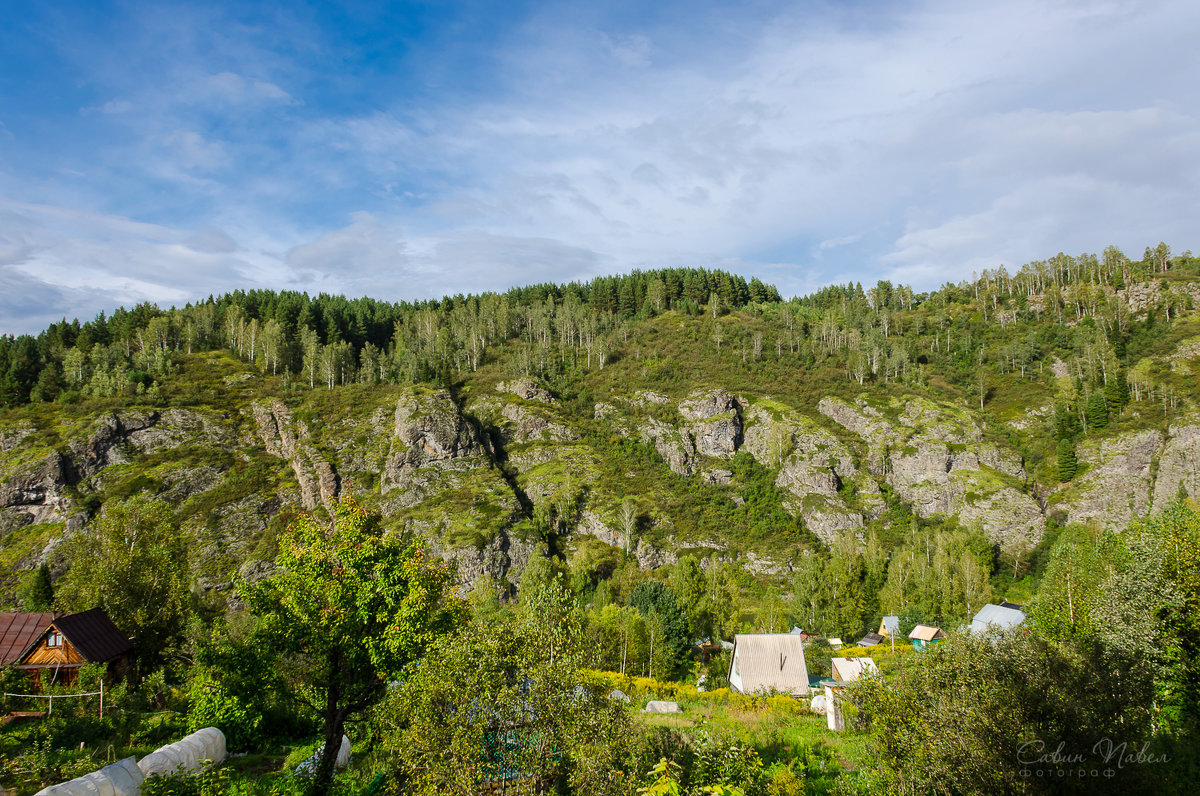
825,686,843,732
100,679,104,719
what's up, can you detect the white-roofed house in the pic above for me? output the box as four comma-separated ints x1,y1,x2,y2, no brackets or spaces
969,604,1026,634
831,657,879,683
726,634,810,697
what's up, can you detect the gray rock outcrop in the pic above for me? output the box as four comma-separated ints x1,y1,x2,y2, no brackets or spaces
1151,422,1200,510
251,401,339,510
818,395,1043,546
679,390,743,458
1059,429,1161,529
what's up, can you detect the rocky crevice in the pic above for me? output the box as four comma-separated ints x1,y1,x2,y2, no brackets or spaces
251,401,340,510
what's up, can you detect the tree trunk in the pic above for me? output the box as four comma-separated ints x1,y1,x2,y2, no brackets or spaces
311,650,345,796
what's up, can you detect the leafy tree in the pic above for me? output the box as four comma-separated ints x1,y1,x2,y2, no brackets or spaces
849,630,1158,794
57,496,191,670
669,556,711,639
377,577,634,795
245,496,466,795
1057,438,1078,482
1030,524,1103,639
629,581,692,674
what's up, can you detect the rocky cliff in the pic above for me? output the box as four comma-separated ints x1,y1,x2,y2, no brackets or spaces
4,375,1200,599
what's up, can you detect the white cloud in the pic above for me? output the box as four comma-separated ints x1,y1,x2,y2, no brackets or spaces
4,0,1200,329
200,71,294,105
602,33,652,68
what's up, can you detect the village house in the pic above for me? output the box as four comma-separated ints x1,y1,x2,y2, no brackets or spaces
970,603,1026,634
907,624,947,651
830,656,879,683
0,608,132,687
878,616,900,637
855,631,884,647
727,634,810,697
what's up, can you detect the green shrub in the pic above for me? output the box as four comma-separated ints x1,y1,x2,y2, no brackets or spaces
186,676,263,751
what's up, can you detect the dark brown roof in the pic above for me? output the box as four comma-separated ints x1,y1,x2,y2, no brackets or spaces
54,608,133,663
0,612,56,665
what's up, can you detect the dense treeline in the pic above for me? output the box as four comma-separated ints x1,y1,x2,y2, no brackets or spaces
2,244,1195,414
0,267,779,405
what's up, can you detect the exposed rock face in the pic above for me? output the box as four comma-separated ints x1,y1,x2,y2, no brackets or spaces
251,401,340,510
679,390,742,458
386,390,490,471
427,531,541,588
572,509,678,569
495,379,554,404
638,418,696,475
0,409,237,529
380,389,497,503
1151,422,1200,510
740,402,866,544
498,404,578,445
1061,429,1161,529
818,395,1043,546
628,390,670,407
593,402,618,419
702,469,733,485
0,453,72,526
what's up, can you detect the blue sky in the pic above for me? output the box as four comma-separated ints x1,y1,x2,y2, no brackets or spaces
1,0,1198,333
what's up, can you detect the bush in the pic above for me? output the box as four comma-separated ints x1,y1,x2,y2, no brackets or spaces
186,676,263,751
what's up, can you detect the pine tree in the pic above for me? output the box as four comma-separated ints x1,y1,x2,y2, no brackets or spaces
1057,439,1078,482
1105,366,1131,412
20,563,54,610
1086,392,1109,429
1055,401,1081,439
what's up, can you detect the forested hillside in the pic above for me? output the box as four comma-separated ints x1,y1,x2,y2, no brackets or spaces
3,246,1200,640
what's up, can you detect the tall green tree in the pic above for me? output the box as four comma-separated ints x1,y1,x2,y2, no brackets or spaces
629,580,691,674
19,563,54,611
245,496,467,795
1057,438,1078,482
1086,391,1109,429
57,496,191,670
378,578,634,795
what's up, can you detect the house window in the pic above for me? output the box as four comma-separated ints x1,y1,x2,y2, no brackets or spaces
47,631,63,648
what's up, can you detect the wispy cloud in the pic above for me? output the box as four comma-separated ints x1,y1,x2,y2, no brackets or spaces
0,0,1197,332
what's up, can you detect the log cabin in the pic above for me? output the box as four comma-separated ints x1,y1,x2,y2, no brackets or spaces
0,608,132,687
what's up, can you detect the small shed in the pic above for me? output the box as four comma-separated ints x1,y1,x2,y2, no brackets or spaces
727,634,810,697
856,631,884,647
970,604,1026,635
827,637,844,649
908,625,946,651
0,608,132,686
831,657,879,683
878,616,900,637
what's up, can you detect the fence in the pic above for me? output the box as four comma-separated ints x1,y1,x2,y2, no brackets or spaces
2,679,105,717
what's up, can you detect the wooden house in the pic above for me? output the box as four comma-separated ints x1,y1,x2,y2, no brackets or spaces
878,616,900,637
0,608,132,687
831,656,879,683
727,634,810,697
788,626,820,642
907,624,946,651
